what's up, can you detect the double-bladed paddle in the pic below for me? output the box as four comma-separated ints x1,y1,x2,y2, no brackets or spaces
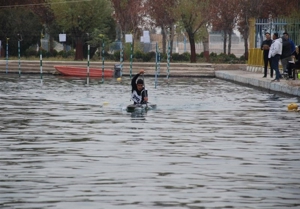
142,73,148,108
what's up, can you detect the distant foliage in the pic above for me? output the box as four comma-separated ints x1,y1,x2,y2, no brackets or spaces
206,53,245,63
209,52,218,57
57,50,75,58
172,53,190,61
25,48,38,57
24,46,245,63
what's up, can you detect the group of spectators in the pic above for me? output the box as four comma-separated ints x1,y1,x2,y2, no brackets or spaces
261,32,300,81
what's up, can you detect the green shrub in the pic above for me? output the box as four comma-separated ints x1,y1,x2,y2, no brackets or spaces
134,50,144,60
105,53,115,61
239,55,245,61
57,50,75,58
228,53,236,59
95,51,110,59
57,50,68,58
182,52,190,61
171,53,180,61
67,50,75,57
44,51,52,58
210,52,217,57
208,52,244,64
51,49,58,57
160,53,167,62
145,51,156,62
25,48,38,57
114,50,120,61
172,52,190,61
198,52,204,58
123,43,133,61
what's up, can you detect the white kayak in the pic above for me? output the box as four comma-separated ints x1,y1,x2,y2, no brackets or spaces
126,103,157,112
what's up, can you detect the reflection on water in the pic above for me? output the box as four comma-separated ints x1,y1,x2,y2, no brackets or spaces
0,74,300,209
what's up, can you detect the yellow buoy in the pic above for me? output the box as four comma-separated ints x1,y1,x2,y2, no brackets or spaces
103,102,109,106
287,103,298,111
117,77,121,82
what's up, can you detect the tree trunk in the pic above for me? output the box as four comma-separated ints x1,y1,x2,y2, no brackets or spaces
223,31,227,54
188,32,196,63
243,26,249,60
244,37,249,60
75,38,84,60
162,26,167,54
169,23,174,55
228,31,232,55
132,28,138,51
202,27,210,62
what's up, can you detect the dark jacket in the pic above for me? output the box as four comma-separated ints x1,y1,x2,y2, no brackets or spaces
131,73,148,104
281,37,292,59
261,39,272,58
292,48,300,65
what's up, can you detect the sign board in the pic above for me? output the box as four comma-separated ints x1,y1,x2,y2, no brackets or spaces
125,34,133,43
59,34,66,42
143,31,150,43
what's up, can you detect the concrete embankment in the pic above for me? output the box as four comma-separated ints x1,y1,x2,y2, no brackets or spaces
215,70,300,97
1,60,299,97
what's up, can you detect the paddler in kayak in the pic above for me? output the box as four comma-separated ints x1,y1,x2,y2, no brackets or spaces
131,69,148,104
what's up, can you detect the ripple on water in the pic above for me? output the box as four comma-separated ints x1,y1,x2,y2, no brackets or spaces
0,75,300,209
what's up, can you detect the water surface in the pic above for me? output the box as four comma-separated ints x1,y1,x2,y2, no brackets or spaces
0,74,300,209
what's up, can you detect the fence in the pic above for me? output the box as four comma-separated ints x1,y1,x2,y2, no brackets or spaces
247,17,300,73
255,17,300,47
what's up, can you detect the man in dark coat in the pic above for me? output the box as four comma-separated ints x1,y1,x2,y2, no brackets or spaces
281,35,292,74
261,32,273,78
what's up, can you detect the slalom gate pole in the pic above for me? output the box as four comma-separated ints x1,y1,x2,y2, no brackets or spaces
166,41,171,79
86,44,90,85
39,47,43,79
102,41,105,83
130,42,133,79
120,42,123,77
155,42,158,89
18,40,21,77
6,38,9,74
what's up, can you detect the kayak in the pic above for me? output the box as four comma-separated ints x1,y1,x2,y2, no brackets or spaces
126,103,157,112
126,104,157,112
54,65,114,77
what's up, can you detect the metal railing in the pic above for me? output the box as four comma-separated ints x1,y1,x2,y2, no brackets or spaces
247,17,299,72
255,17,300,47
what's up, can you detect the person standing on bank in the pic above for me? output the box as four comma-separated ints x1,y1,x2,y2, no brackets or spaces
281,34,292,74
268,33,282,82
283,32,296,54
131,69,148,104
261,32,273,78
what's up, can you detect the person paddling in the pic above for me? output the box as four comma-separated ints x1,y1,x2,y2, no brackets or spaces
131,69,148,104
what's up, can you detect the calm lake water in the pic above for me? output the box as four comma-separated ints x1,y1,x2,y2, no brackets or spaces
0,74,300,209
